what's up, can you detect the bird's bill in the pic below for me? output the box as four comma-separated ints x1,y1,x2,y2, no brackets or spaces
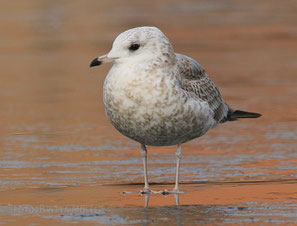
89,54,118,67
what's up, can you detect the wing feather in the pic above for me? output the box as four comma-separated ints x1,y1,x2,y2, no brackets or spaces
176,53,229,123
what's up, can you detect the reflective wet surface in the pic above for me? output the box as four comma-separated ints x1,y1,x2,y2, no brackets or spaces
1,0,297,224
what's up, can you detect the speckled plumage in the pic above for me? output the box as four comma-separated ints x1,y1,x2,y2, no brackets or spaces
101,27,228,146
90,26,261,193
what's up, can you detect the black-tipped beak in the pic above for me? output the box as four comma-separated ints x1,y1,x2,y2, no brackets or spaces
90,57,102,67
90,54,118,68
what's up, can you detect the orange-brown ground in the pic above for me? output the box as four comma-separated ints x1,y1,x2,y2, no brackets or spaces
0,0,297,224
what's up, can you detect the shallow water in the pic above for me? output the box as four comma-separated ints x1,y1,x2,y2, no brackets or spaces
1,0,297,224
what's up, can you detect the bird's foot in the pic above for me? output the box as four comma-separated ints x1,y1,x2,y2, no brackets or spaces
139,189,153,195
122,188,157,195
159,189,185,196
123,188,185,195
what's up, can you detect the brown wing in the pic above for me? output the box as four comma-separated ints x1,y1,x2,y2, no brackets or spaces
176,53,229,123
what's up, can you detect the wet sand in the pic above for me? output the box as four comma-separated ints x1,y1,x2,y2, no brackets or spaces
1,0,297,224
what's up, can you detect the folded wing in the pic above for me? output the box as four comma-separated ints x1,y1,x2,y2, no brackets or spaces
176,53,229,123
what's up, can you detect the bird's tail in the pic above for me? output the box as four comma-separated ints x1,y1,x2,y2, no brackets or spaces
227,110,261,121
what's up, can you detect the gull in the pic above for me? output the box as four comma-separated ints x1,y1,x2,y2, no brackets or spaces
90,26,261,194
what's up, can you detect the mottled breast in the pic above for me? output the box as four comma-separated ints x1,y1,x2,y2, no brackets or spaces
103,64,214,146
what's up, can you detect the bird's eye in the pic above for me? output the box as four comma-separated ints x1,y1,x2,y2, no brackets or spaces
129,44,140,51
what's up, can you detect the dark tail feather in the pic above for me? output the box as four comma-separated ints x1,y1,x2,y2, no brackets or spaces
227,110,261,121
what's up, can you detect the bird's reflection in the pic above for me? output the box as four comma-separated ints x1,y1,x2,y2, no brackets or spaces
174,193,180,206
124,191,181,208
144,193,150,208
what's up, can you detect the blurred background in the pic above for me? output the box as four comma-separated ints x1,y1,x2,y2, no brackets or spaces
0,0,297,224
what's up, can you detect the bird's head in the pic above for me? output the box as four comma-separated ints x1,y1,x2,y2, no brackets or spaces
90,26,176,68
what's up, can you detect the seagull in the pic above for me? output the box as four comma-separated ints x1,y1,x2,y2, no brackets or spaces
90,26,261,194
